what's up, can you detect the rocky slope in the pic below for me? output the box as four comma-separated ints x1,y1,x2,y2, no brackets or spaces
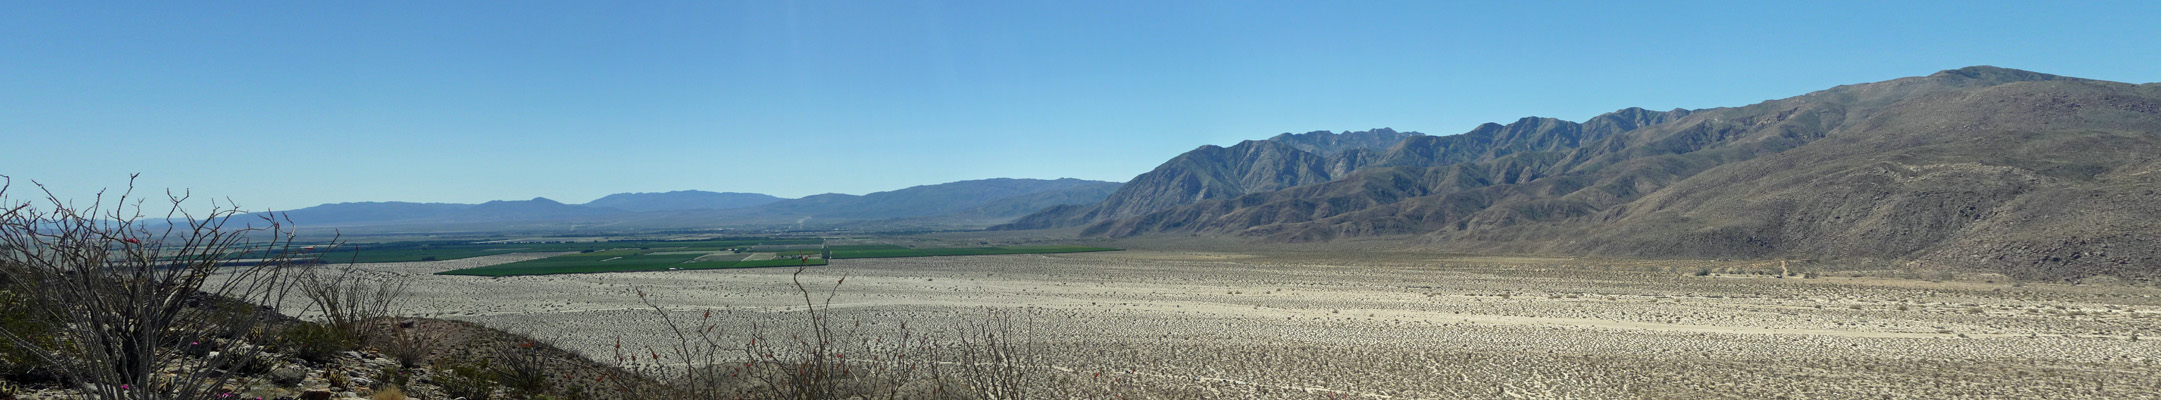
998,110,1688,230
1265,128,1422,156
1016,67,2161,282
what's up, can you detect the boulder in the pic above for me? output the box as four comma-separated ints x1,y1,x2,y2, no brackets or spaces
269,367,309,385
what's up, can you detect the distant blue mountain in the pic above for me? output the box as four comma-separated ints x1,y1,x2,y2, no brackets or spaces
582,190,782,212
262,178,1121,229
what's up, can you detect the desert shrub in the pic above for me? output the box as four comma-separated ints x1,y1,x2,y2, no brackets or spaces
381,322,434,368
433,357,499,400
611,268,958,399
0,176,314,400
948,309,1056,400
369,384,407,400
0,285,59,382
275,322,349,364
372,366,413,389
493,341,557,398
607,267,1116,400
325,368,354,391
296,264,410,347
556,382,600,400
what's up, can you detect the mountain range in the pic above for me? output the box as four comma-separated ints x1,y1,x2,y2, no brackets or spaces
998,66,2161,282
271,178,1118,231
263,66,2158,282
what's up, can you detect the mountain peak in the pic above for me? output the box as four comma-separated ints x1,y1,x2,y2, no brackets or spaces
476,197,565,207
1266,128,1423,156
1927,65,2066,84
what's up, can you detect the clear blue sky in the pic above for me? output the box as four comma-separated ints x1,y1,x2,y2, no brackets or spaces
6,1,2158,211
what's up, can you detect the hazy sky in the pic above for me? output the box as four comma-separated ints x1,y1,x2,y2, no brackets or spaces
6,1,2158,211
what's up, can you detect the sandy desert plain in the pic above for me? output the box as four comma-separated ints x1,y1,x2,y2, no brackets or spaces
336,238,2161,399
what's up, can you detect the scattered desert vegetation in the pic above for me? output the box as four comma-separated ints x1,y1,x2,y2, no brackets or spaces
343,247,2161,399
6,178,2158,399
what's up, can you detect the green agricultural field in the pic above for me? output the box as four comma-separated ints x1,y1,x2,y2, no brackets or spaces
422,240,1111,276
318,237,820,263
437,249,827,276
827,245,1118,259
825,244,908,251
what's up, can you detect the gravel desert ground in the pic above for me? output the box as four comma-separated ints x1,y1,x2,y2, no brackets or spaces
344,249,2161,399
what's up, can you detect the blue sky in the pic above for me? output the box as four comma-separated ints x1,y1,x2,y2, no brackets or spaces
6,1,2158,211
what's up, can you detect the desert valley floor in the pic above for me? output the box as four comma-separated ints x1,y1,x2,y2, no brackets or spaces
348,249,2161,399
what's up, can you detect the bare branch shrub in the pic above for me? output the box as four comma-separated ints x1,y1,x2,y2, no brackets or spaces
604,266,1130,399
381,320,433,369
485,327,567,399
947,308,1044,400
614,267,959,400
0,175,311,399
295,262,409,346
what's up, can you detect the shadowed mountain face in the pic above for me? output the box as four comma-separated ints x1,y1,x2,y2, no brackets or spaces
997,133,1386,230
997,112,1687,230
1013,66,2161,282
942,181,1122,221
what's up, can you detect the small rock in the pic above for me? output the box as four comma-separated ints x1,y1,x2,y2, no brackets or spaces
300,390,334,400
270,367,310,385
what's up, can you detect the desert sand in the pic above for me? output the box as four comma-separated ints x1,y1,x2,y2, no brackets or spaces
343,250,2161,399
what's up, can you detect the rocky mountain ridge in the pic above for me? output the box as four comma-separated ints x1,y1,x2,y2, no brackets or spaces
1006,66,2161,282
998,108,1691,230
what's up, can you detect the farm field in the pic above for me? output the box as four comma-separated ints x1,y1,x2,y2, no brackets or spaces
318,236,1117,268
826,244,1119,259
343,250,2161,398
401,239,1118,276
436,248,826,276
317,237,820,263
